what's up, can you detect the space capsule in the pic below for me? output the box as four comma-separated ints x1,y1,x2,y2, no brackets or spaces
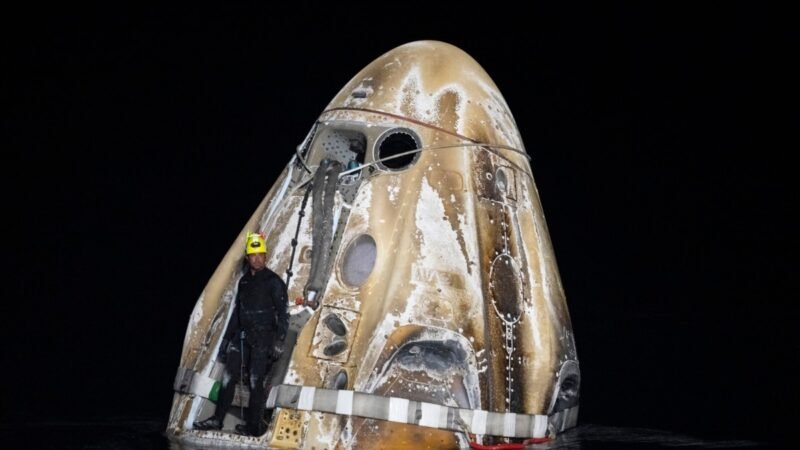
167,40,579,449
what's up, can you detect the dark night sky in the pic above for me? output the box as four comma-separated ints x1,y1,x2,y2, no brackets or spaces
4,3,796,447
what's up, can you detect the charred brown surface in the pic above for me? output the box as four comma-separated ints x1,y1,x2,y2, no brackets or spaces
344,419,460,450
168,41,579,449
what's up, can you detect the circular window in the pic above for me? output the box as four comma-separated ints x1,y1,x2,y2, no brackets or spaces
340,234,377,287
375,128,420,170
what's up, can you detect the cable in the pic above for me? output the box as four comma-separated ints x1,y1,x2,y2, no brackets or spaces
284,180,313,287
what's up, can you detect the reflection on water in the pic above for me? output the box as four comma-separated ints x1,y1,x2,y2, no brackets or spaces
534,425,765,449
0,420,780,449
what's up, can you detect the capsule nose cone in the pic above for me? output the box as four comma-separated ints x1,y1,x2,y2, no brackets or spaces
323,40,525,151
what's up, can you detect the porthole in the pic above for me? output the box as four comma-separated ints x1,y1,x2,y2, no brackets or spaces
375,128,421,170
340,234,377,287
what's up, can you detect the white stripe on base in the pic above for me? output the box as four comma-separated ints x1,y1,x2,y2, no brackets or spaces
419,403,441,428
388,397,409,423
189,372,217,399
297,386,316,410
503,412,516,437
336,390,354,415
471,410,487,435
533,414,547,438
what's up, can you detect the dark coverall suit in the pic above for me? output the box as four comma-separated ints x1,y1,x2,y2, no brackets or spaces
214,267,288,435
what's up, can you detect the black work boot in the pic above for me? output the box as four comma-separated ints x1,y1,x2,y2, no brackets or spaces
235,422,266,436
193,417,222,430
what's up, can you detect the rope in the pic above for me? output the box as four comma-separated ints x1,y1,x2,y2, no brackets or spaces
285,181,313,287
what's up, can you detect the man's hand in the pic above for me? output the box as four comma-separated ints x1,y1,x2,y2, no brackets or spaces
271,342,284,361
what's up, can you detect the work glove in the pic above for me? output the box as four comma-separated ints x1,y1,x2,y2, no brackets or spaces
270,342,284,361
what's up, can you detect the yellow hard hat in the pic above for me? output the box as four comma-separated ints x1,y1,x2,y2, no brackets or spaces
245,232,267,255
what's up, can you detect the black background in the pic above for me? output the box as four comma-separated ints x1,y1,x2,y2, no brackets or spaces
4,3,796,448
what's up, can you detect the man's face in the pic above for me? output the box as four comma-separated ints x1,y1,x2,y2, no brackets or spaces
247,252,267,272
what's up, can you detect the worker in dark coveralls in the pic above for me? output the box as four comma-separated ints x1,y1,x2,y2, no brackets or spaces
194,231,289,436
